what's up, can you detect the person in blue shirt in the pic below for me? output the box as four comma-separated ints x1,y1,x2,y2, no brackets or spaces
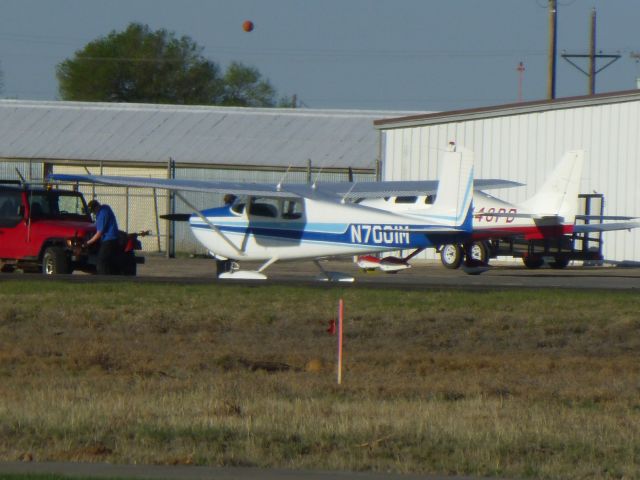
85,199,121,274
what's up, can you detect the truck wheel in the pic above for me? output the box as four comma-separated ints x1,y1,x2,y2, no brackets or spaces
549,257,569,269
121,254,137,276
42,246,71,275
522,254,544,269
441,244,463,269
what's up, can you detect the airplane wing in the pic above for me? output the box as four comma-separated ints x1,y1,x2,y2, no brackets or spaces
48,174,521,201
475,179,524,190
573,221,640,233
48,174,300,198
307,178,522,200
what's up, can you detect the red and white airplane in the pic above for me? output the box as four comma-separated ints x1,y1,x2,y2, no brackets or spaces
356,150,639,273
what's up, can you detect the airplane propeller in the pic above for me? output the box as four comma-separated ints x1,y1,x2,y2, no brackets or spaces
160,213,191,222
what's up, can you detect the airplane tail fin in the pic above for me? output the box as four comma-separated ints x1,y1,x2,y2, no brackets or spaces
418,144,474,229
520,150,584,223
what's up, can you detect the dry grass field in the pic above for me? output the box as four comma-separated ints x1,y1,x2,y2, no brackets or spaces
0,280,639,479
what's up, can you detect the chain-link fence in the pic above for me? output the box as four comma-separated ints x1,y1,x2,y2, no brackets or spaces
2,160,376,255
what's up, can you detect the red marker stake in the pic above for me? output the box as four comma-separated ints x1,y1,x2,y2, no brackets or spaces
337,298,344,385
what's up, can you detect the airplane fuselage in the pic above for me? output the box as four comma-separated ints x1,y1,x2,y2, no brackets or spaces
360,190,573,242
189,197,470,261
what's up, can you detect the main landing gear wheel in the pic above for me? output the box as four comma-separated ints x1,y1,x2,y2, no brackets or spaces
441,244,463,269
468,241,488,264
549,256,570,269
216,259,232,276
462,241,490,275
522,254,544,269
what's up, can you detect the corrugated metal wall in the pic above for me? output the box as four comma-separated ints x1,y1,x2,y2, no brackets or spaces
381,100,640,263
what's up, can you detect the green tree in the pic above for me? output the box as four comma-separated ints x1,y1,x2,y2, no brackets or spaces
220,62,276,107
56,23,280,107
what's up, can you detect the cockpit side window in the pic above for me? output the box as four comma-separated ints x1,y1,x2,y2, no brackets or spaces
238,197,304,220
395,196,418,204
282,200,303,220
248,197,279,218
250,203,278,217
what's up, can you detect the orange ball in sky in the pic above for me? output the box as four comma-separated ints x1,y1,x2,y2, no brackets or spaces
242,20,254,32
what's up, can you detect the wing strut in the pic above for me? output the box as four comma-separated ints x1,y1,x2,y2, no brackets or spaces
174,192,246,257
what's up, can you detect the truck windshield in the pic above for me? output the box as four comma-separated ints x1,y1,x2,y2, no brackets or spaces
29,191,90,220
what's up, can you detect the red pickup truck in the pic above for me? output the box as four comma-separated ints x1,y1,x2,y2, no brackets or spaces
0,182,144,275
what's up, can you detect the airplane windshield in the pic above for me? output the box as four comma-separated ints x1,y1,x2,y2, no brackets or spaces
239,197,304,220
231,203,246,215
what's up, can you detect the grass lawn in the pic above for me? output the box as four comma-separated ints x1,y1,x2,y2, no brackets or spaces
0,280,639,479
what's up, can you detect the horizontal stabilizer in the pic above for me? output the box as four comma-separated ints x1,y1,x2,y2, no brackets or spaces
573,221,640,233
576,215,638,221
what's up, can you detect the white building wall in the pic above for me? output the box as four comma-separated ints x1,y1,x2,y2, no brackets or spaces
380,99,640,263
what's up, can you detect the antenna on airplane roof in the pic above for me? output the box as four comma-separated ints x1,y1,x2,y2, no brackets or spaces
341,181,358,204
276,165,292,192
312,165,325,190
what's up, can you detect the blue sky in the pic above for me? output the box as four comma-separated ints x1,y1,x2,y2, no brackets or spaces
1,0,639,111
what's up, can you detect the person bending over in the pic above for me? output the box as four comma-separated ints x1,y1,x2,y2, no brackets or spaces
85,199,120,275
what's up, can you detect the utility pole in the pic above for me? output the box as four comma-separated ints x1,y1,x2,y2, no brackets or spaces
517,62,525,102
561,8,621,95
630,52,640,89
547,0,558,100
588,8,596,94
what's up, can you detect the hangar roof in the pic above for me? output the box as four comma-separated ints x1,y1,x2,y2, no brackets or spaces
374,89,640,129
0,100,417,170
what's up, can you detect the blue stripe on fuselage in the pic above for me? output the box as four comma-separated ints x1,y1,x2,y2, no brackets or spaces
190,222,466,249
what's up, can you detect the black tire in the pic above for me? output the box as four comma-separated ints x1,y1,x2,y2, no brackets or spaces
216,259,232,276
121,253,137,276
468,241,488,264
549,257,569,269
522,254,544,269
440,244,463,269
42,246,71,275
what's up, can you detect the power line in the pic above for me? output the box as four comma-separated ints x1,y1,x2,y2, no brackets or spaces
561,8,621,95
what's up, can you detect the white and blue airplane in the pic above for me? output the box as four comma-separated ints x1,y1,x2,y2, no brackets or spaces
48,145,509,281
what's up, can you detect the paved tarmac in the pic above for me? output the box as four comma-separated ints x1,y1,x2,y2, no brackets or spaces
133,254,640,290
2,254,639,290
0,461,488,480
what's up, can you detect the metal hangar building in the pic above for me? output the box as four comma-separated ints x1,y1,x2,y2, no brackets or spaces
0,99,413,254
375,89,640,264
